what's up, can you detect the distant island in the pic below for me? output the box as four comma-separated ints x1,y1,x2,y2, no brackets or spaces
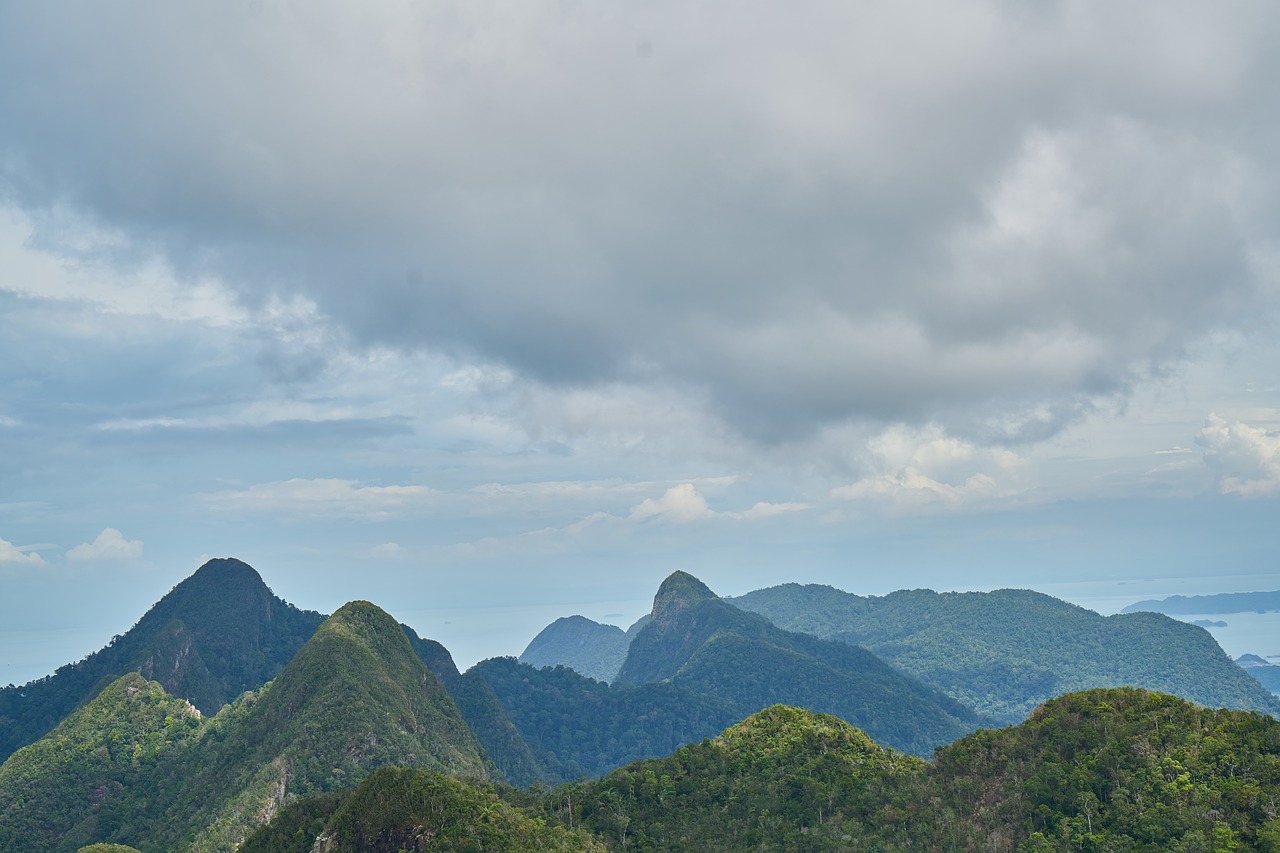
1122,589,1280,615
1193,619,1228,628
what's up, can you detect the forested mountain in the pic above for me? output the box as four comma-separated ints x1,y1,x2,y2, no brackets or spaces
547,689,1280,851
1124,590,1280,615
239,766,604,853
616,572,984,756
245,689,1280,852
473,656,743,781
402,627,551,787
0,558,324,763
0,601,488,852
731,583,1280,724
519,614,648,683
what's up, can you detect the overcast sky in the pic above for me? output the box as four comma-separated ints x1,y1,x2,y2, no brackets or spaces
2,1,1278,684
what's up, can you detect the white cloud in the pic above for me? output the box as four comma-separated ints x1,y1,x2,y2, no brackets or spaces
832,424,1024,510
0,537,46,564
1197,414,1280,497
204,478,435,518
370,542,405,558
629,484,810,524
66,528,143,561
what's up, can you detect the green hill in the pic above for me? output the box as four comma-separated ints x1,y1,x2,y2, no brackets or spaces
0,558,325,763
0,600,490,852
547,689,1280,851
615,572,984,756
731,583,1280,724
240,766,605,853
0,673,204,852
472,656,743,781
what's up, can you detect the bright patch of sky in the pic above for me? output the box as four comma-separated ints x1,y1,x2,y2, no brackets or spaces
2,0,1279,684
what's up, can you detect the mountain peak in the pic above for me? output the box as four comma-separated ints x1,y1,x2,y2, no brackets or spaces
651,571,718,621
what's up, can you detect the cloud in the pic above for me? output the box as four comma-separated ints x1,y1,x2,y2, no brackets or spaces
0,537,46,565
2,2,1276,447
1197,414,1280,497
832,424,1024,510
66,528,143,561
204,478,435,518
370,542,405,558
629,484,810,524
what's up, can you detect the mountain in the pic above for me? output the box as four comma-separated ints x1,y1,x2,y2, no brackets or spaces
402,626,551,787
519,614,649,683
731,583,1280,723
1123,589,1280,615
615,572,984,756
472,656,742,781
240,766,605,853
0,557,325,763
549,689,1280,851
0,673,204,852
0,600,489,852
546,704,927,851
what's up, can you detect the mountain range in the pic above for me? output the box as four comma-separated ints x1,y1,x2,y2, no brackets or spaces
3,558,1279,851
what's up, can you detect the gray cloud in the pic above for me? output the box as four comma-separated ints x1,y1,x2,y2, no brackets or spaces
3,1,1278,444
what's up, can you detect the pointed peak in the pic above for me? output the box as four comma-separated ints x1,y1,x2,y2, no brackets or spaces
651,571,717,618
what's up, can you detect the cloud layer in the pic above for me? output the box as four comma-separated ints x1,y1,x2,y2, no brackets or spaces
3,1,1277,446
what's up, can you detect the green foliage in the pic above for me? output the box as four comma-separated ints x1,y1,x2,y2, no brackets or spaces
732,584,1280,723
614,572,983,756
540,690,1280,852
0,558,324,764
321,767,604,852
0,600,490,853
0,673,203,852
236,792,344,853
545,705,928,851
404,626,552,787
473,657,741,781
77,845,144,853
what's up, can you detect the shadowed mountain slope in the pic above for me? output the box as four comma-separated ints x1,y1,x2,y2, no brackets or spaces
0,558,325,763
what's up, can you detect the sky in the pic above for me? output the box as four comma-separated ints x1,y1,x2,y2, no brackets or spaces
2,1,1278,686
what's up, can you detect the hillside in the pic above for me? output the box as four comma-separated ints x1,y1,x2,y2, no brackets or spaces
0,558,325,763
548,689,1280,851
0,600,489,852
240,766,605,853
615,572,984,756
731,583,1280,723
473,656,742,781
519,614,648,684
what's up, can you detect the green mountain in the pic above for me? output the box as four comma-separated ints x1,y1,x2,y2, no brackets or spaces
519,614,649,684
546,704,926,850
472,656,743,781
0,557,325,763
0,673,204,852
615,572,984,756
1239,655,1280,697
548,689,1280,851
1124,589,1280,615
731,583,1280,724
403,626,551,787
0,600,490,852
240,766,605,853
